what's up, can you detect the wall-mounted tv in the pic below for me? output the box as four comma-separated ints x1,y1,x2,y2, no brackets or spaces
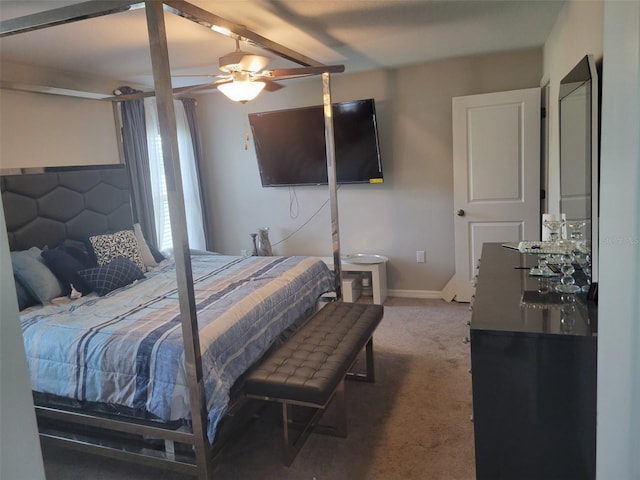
248,98,383,187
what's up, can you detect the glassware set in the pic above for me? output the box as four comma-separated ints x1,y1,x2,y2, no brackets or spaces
529,218,590,293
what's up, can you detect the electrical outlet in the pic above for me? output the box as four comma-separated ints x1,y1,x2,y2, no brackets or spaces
416,250,426,263
241,249,248,256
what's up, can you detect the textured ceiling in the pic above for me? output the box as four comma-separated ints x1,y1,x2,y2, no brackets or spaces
0,0,565,91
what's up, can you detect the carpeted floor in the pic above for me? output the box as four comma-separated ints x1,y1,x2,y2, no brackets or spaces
42,297,476,480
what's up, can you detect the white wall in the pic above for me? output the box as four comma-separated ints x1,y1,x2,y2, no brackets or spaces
0,89,121,170
0,49,542,296
542,0,604,216
196,49,542,296
597,1,640,477
544,0,640,477
0,195,46,480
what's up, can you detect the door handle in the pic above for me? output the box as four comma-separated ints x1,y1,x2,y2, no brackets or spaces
457,209,465,217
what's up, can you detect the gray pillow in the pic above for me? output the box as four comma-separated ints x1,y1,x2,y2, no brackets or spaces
133,223,157,270
14,275,37,311
10,247,64,304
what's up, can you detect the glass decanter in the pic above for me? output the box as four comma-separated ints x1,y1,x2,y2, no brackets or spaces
566,220,587,252
555,251,581,293
543,218,565,245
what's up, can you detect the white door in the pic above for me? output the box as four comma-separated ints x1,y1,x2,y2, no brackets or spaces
453,88,541,302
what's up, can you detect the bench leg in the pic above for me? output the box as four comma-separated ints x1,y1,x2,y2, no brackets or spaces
281,379,347,466
313,378,347,438
334,378,348,437
346,337,376,383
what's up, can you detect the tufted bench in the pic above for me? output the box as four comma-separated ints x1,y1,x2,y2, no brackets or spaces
244,300,384,465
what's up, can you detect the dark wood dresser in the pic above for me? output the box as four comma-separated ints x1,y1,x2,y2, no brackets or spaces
470,243,597,480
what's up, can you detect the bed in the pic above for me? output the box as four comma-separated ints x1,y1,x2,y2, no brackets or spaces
21,253,334,441
2,165,335,473
2,3,345,477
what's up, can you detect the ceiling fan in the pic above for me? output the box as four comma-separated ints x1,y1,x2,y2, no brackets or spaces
110,38,344,103
178,38,345,102
196,37,285,102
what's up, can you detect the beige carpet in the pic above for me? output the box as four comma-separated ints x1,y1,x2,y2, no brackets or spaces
42,297,476,480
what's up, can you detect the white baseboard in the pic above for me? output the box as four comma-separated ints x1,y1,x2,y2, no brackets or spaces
387,289,443,300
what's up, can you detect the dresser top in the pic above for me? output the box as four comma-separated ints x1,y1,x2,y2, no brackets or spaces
471,243,597,337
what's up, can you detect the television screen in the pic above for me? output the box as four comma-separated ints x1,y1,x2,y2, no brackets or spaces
248,98,383,187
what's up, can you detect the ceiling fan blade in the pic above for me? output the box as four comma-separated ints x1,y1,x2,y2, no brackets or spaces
261,64,345,80
178,81,219,93
171,73,221,78
263,79,284,92
212,78,233,87
106,76,282,101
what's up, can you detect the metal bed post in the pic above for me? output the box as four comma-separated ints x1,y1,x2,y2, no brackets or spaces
322,72,342,300
144,2,214,479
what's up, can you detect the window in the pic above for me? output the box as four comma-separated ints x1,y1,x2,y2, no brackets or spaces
144,98,206,252
149,133,173,250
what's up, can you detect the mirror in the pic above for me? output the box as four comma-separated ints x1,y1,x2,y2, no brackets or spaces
559,54,600,286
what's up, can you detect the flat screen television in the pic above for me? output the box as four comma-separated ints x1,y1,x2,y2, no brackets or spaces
248,98,383,187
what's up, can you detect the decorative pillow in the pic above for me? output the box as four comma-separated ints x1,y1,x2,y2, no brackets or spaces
59,240,96,268
14,275,37,311
41,247,92,296
86,230,145,273
78,256,145,297
133,223,157,270
10,247,64,304
148,241,166,263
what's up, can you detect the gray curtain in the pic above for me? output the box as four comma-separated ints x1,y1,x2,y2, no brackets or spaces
180,97,212,251
121,95,158,247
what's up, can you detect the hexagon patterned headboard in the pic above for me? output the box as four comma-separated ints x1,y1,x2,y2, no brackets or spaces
1,165,133,251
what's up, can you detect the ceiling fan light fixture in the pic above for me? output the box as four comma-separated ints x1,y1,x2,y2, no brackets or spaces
217,80,266,103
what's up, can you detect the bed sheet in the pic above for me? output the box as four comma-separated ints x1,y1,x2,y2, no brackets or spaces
20,254,335,442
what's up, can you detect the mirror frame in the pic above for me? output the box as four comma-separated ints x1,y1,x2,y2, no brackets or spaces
559,54,600,289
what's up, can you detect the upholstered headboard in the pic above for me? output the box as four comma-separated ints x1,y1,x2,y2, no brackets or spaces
1,165,133,252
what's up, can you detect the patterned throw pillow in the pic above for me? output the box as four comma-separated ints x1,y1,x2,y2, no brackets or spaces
78,256,145,296
87,230,145,273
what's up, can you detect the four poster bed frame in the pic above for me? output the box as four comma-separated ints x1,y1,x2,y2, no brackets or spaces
1,1,345,478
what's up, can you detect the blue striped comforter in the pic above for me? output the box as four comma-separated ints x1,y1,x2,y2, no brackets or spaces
20,254,335,442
